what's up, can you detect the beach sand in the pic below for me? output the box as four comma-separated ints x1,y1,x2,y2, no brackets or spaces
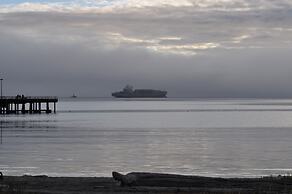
1,172,292,193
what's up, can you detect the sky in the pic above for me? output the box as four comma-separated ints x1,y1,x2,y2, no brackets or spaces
0,0,292,97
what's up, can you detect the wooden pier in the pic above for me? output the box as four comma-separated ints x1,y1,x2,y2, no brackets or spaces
0,96,58,114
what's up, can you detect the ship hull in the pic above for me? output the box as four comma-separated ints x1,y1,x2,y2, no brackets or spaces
112,90,167,98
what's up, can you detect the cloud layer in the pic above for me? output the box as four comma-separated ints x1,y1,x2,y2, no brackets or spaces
1,0,292,97
2,0,292,12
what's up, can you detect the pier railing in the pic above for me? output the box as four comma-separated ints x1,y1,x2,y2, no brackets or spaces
0,96,58,100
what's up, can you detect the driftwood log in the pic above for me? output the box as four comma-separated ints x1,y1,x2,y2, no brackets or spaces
112,171,292,194
112,171,227,187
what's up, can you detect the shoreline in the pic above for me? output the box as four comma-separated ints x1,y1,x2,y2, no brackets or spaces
1,172,292,194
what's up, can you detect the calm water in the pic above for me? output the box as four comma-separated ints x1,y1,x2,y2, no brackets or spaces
1,98,292,177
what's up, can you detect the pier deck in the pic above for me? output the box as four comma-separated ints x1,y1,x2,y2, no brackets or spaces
0,96,58,114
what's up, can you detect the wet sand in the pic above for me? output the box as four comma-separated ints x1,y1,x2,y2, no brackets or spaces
1,172,292,194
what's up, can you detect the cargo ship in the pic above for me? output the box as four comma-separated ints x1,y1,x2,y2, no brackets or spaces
112,85,167,98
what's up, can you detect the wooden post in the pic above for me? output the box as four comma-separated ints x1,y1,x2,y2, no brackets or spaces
54,102,56,113
22,103,25,114
46,102,49,113
6,103,10,114
38,102,41,113
16,103,19,114
29,103,32,114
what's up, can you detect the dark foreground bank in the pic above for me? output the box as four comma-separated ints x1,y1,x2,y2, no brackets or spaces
1,172,292,194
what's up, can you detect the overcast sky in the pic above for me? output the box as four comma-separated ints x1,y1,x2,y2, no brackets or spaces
1,0,292,97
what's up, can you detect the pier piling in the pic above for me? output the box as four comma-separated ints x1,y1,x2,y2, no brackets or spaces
0,96,58,114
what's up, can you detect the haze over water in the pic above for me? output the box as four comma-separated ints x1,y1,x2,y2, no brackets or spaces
1,98,292,177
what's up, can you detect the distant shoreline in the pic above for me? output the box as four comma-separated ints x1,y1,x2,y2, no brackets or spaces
1,173,292,194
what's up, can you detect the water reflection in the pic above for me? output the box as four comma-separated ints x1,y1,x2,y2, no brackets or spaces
0,117,58,145
4,119,57,129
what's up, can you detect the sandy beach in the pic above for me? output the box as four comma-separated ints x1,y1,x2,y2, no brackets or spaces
1,172,292,194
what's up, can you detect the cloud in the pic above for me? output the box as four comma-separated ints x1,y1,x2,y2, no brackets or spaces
2,0,292,13
0,0,292,97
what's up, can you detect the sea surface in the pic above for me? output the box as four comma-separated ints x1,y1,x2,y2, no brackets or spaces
1,98,292,178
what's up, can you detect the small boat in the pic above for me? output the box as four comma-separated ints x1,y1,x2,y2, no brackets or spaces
71,94,77,98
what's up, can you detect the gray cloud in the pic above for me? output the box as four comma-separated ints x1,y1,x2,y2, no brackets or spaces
1,1,292,97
